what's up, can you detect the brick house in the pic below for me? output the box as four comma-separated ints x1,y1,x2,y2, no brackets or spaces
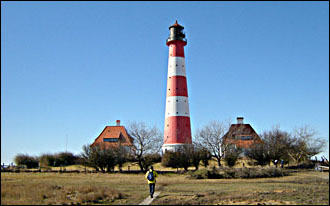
91,120,134,151
222,117,262,157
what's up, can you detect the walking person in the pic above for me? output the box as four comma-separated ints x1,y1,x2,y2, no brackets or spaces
145,166,158,198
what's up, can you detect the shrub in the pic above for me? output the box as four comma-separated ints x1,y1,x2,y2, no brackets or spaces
199,148,212,168
80,144,131,172
39,153,56,167
224,148,241,167
222,168,239,178
188,168,209,179
161,151,179,168
207,167,224,179
236,167,287,178
189,167,287,179
55,152,79,166
141,153,162,171
39,152,79,167
224,154,239,167
14,154,39,169
286,161,315,169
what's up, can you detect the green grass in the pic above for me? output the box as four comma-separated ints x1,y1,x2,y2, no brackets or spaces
1,170,329,205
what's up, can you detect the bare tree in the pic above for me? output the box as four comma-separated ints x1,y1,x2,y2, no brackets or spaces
127,121,162,172
261,126,294,166
245,143,271,166
113,146,129,172
194,120,231,167
80,144,100,171
289,125,326,164
80,144,117,173
224,147,242,167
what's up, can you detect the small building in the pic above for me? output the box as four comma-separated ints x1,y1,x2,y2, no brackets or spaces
222,117,262,157
91,120,134,150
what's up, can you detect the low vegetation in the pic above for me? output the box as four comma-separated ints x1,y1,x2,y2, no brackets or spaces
188,167,288,179
1,170,328,205
1,173,146,205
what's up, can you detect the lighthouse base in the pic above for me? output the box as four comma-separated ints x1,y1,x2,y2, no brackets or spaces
162,143,192,154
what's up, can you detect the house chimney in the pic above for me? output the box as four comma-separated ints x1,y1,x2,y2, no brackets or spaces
237,117,244,124
116,120,120,126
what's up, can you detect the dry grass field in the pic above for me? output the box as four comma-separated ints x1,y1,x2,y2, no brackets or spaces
1,168,329,205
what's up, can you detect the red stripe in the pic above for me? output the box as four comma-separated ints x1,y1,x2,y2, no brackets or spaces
168,40,186,57
166,76,188,97
164,116,192,144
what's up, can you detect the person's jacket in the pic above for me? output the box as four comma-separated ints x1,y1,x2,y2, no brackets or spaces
145,169,158,184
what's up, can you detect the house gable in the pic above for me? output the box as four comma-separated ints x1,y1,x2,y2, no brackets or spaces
223,123,262,149
91,125,134,149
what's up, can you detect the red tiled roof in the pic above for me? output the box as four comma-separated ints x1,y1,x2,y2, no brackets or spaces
223,124,262,149
170,20,184,28
91,126,134,148
225,139,261,149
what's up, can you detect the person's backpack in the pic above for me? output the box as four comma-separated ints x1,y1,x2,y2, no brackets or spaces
147,171,154,181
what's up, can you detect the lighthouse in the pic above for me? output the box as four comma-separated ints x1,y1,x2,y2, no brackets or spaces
162,20,192,153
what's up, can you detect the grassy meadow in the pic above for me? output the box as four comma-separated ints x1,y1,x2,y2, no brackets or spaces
1,167,329,205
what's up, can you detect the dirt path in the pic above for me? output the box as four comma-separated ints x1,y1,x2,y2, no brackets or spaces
138,191,161,205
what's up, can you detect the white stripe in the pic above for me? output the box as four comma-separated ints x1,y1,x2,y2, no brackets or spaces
162,144,190,153
167,57,186,77
165,96,190,117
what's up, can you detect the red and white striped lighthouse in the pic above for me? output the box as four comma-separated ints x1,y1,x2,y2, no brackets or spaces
162,20,192,153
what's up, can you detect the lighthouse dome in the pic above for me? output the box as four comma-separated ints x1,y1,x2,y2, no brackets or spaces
167,20,187,44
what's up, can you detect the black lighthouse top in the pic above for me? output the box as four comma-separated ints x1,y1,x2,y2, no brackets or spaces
166,20,187,45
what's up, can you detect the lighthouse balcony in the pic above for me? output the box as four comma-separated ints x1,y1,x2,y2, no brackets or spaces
166,37,187,44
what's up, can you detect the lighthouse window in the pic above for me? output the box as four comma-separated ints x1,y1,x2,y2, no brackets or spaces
176,100,178,102
176,112,178,114
176,64,178,66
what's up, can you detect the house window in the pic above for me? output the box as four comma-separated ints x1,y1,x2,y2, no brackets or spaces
241,136,253,140
103,138,118,142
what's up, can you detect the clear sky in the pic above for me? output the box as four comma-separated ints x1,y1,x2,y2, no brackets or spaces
1,1,329,164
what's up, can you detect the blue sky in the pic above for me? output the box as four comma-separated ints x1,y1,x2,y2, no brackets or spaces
1,1,329,164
